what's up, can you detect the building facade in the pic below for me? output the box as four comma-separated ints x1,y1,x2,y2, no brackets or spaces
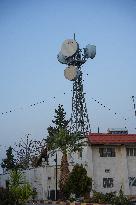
87,131,136,196
1,129,136,200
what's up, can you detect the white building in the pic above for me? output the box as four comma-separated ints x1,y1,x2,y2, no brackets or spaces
1,129,136,199
86,129,136,196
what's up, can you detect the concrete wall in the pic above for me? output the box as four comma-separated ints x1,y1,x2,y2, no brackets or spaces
1,144,136,199
90,145,130,195
127,153,136,195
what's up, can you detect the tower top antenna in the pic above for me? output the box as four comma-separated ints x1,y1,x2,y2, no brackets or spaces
74,33,76,40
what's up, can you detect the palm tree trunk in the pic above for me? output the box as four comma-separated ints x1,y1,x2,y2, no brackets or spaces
59,152,70,197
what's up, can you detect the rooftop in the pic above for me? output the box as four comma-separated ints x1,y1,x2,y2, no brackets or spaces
87,133,136,145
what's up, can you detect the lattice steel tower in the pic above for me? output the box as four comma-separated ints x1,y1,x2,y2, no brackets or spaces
57,35,96,136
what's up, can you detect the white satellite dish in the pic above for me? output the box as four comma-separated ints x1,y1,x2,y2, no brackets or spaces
61,39,78,58
64,65,81,81
57,52,67,64
84,44,96,59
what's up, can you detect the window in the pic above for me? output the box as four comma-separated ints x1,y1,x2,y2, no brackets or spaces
99,147,115,157
79,150,82,158
129,177,136,186
103,178,113,188
78,150,82,159
126,148,136,156
105,169,110,173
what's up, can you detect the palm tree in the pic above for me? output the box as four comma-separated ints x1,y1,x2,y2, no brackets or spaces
47,116,86,197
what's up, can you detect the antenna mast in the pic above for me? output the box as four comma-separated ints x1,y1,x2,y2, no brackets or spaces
57,37,96,136
132,96,136,117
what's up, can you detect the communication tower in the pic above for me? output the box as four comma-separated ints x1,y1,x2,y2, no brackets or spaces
57,36,96,136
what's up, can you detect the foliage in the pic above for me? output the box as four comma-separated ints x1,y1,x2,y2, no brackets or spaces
111,187,129,205
92,188,129,205
0,187,15,205
59,152,70,193
13,133,46,169
9,169,33,205
47,105,85,155
47,104,70,153
63,164,92,199
1,146,16,171
32,187,37,200
52,104,70,128
92,191,116,204
47,105,86,197
47,127,85,155
46,105,85,155
47,104,69,147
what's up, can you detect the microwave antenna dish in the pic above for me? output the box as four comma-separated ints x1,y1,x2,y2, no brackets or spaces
64,65,81,81
61,39,78,58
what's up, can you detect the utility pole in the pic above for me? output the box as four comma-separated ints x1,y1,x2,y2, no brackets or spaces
55,152,57,201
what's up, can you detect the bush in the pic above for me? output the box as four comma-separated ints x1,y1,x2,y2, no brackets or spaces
0,187,16,205
92,188,129,205
63,164,92,199
9,169,33,204
111,187,129,205
92,191,107,203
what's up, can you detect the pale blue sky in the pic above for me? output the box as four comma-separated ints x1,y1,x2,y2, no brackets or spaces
0,0,136,157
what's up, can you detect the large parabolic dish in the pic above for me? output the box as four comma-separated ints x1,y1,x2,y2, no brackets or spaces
61,39,78,58
64,65,81,81
84,44,96,59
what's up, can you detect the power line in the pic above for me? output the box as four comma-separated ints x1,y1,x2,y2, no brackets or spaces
0,92,130,123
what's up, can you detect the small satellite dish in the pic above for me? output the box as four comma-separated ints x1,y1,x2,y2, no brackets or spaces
57,52,67,64
84,44,96,59
61,39,78,58
64,65,81,81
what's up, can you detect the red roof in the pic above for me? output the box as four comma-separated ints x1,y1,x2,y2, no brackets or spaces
87,133,136,145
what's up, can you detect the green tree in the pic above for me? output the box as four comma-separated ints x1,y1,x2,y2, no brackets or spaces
1,146,16,171
63,164,92,199
47,104,69,139
47,105,85,197
9,169,33,205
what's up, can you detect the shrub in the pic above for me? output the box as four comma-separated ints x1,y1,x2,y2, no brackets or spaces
92,191,107,203
9,169,33,205
111,187,129,205
92,188,129,205
0,187,15,205
63,164,92,199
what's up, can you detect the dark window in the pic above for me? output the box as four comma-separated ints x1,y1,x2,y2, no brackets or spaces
103,178,113,188
105,169,110,173
79,150,82,158
127,148,136,156
130,148,133,156
99,147,115,157
127,148,129,156
134,148,136,156
78,151,82,159
129,177,136,186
